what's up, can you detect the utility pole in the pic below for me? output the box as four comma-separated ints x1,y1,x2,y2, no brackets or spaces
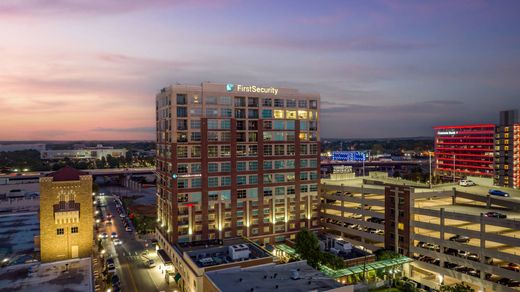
429,152,433,188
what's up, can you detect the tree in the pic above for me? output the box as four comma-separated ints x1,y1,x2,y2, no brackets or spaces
440,282,474,292
294,229,320,268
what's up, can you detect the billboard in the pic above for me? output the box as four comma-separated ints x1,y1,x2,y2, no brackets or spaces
331,151,367,161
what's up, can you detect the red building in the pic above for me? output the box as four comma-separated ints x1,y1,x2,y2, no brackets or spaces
434,124,495,180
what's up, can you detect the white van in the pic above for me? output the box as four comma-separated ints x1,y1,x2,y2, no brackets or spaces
459,179,476,187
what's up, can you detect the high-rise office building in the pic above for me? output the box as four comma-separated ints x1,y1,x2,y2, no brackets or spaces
495,109,520,188
433,124,495,180
155,82,321,247
39,166,93,262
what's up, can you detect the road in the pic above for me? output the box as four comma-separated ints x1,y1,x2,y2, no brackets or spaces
97,194,167,292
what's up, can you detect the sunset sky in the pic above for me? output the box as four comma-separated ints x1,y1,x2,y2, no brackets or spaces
1,0,519,140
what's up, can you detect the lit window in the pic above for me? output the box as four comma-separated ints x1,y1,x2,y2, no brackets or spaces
298,110,308,119
299,133,308,140
286,110,297,119
274,110,284,119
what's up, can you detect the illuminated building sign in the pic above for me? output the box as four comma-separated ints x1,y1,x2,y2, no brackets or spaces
331,151,367,161
333,165,353,174
226,83,278,95
437,130,458,135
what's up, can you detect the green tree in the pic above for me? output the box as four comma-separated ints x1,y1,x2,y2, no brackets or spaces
440,282,474,292
294,229,320,268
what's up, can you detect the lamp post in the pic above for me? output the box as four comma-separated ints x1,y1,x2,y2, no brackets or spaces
429,152,433,188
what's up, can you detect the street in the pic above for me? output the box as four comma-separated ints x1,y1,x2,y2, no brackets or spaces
96,193,173,292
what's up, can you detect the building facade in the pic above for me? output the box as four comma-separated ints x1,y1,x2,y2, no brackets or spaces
40,144,126,160
39,166,93,262
494,110,520,188
155,82,321,246
434,124,495,180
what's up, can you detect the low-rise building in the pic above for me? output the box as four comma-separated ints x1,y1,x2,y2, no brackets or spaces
40,144,127,160
154,237,275,292
204,260,350,292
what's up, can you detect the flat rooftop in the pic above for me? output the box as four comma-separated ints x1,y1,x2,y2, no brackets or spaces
0,257,92,291
205,260,345,292
176,238,272,268
0,212,39,265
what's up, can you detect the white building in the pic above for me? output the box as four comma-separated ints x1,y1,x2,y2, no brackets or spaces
40,144,127,160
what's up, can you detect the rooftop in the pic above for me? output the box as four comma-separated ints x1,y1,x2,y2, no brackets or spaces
45,166,87,182
205,260,346,292
0,212,39,265
176,238,272,269
0,257,92,291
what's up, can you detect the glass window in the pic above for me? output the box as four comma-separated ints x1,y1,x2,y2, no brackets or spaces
221,132,231,141
177,94,187,105
300,159,308,168
300,121,308,130
310,184,318,192
208,146,218,157
221,108,232,117
286,110,297,119
300,185,309,193
192,178,202,188
286,132,295,141
208,131,218,141
208,119,219,129
286,120,295,130
300,144,308,155
287,145,295,155
237,145,247,156
264,188,273,196
249,175,258,184
275,174,285,183
275,186,285,196
178,179,188,188
274,145,284,155
286,99,297,107
221,162,231,172
263,161,273,170
178,164,188,174
274,121,284,130
248,109,259,119
206,96,217,104
206,108,218,117
191,132,201,142
57,228,64,235
189,108,202,116
262,109,272,118
263,174,272,184
274,110,284,119
263,145,273,156
191,163,201,173
298,100,307,108
177,146,188,158
274,160,285,169
274,99,284,107
221,145,231,157
248,145,258,156
248,97,259,107
177,107,187,117
221,119,231,129
298,110,308,119
208,163,219,173
248,132,258,142
237,162,246,171
262,98,272,106
235,109,246,118
220,96,232,105
287,186,295,195
273,132,285,141
309,159,317,167
71,227,78,234
221,176,231,186
190,120,201,129
286,160,295,169
235,96,246,107
208,177,219,187
309,100,318,109
237,176,247,185
248,161,258,171
300,172,308,180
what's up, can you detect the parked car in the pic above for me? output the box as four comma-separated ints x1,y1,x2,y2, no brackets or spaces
111,274,120,287
144,259,155,268
459,179,476,186
488,189,510,197
113,238,122,246
458,250,470,257
119,213,126,218
449,235,470,243
484,211,507,218
125,227,132,232
98,232,108,239
507,263,520,272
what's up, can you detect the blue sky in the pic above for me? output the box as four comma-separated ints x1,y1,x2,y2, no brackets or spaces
0,0,519,139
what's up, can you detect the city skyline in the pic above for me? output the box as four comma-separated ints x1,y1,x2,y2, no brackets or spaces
1,0,520,140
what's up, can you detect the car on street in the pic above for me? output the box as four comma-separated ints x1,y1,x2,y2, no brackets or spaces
488,189,510,197
111,232,118,238
449,235,470,243
125,227,132,232
111,274,120,288
119,213,126,218
98,232,108,239
459,179,476,186
484,211,507,218
113,238,122,246
144,259,155,268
